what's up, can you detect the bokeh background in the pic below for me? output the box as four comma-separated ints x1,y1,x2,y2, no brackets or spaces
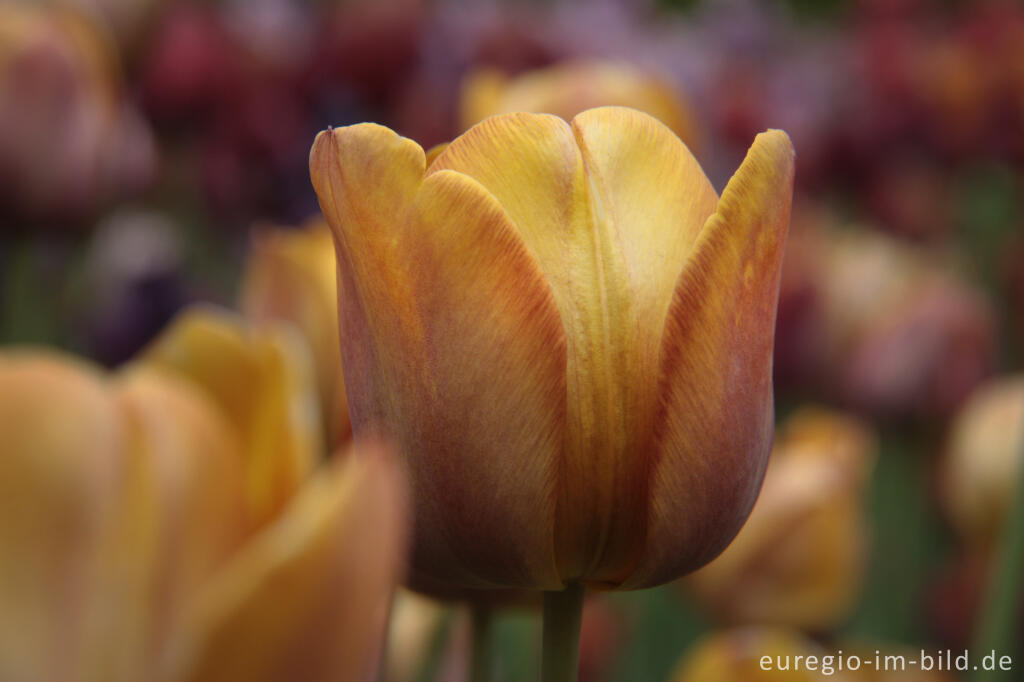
1,0,1023,680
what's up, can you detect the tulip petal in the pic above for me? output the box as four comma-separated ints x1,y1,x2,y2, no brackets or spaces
627,130,795,588
429,108,717,583
116,367,249,666
138,307,322,531
311,124,565,588
240,221,351,447
0,352,129,682
163,441,407,682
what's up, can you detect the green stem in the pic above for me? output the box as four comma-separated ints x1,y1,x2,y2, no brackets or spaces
971,408,1024,682
541,583,585,682
469,604,495,682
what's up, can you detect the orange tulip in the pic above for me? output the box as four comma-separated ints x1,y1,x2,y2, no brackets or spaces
683,408,876,631
0,347,406,682
240,221,352,449
310,106,793,592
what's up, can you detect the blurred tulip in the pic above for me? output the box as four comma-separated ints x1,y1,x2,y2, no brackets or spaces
136,306,323,529
138,4,240,126
776,209,995,419
310,0,423,104
669,627,857,682
939,374,1024,549
683,408,877,631
240,220,351,449
310,108,794,591
0,5,154,222
460,60,700,151
0,349,406,682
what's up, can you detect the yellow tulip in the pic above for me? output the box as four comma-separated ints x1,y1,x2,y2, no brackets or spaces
682,408,876,631
310,106,794,591
240,221,352,449
939,374,1024,548
0,349,407,682
136,305,323,529
460,60,700,153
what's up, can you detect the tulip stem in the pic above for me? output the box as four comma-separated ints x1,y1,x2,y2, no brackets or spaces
971,407,1024,682
540,582,585,682
469,604,495,682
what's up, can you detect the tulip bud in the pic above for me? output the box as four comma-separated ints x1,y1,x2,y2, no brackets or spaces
460,61,700,152
683,408,877,631
310,108,794,590
240,221,351,449
938,374,1024,548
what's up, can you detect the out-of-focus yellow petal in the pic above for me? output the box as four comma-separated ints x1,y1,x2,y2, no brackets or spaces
311,123,565,589
459,68,507,132
683,408,876,630
116,366,248,668
0,351,129,682
627,130,795,588
240,221,350,448
459,61,700,152
136,306,322,530
940,375,1024,547
163,440,407,682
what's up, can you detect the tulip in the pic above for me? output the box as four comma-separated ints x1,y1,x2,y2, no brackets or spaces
310,106,793,677
136,306,323,529
460,60,700,153
312,104,792,587
939,375,1024,549
682,408,876,631
240,220,351,449
0,5,155,221
0,349,406,682
776,208,995,419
